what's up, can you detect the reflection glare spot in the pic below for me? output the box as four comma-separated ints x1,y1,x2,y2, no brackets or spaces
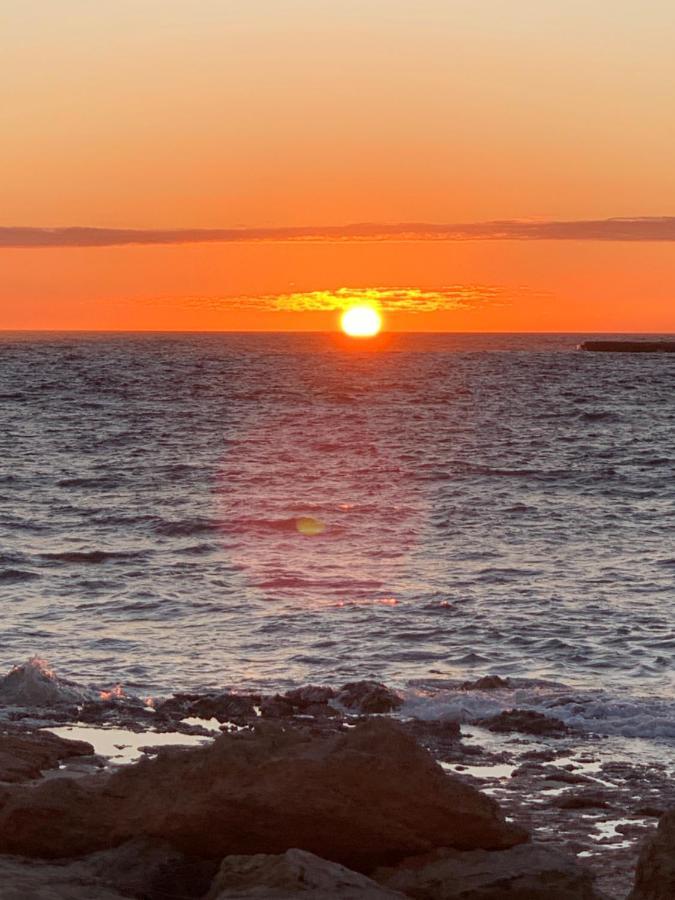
295,516,326,536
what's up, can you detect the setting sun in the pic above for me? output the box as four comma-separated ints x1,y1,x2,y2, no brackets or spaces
340,305,382,338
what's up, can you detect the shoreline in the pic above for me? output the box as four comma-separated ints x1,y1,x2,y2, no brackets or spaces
0,659,673,897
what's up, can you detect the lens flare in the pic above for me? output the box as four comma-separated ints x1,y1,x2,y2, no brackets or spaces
296,516,326,536
340,305,382,338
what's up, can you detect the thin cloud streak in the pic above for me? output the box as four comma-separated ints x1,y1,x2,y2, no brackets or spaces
2,218,675,248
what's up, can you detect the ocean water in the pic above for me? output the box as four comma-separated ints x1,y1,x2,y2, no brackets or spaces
1,331,675,737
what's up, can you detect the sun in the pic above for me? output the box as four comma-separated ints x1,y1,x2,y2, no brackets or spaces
340,305,382,338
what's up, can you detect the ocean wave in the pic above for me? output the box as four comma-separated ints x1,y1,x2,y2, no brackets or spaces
578,410,618,422
0,657,94,706
0,568,39,583
56,476,122,489
40,549,151,564
154,519,222,537
402,678,675,741
176,542,219,556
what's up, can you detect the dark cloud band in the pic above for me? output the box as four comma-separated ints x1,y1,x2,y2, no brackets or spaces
2,218,675,248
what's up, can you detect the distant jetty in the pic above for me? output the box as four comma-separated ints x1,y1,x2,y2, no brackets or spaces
579,340,675,353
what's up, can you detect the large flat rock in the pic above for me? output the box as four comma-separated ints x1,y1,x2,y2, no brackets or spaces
629,808,675,900
0,719,526,871
0,731,95,783
375,844,605,899
207,849,406,898
0,857,128,900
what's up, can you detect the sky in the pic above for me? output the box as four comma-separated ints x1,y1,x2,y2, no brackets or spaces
2,0,675,332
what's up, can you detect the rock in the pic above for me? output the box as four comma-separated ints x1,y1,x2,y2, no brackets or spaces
280,684,340,718
580,340,675,353
616,823,649,838
629,808,675,899
520,750,558,762
634,806,664,818
77,699,157,729
0,730,95,783
403,719,463,765
206,848,406,898
0,719,526,869
155,691,258,723
0,657,91,707
552,789,612,810
375,843,605,899
512,764,593,785
82,837,217,899
479,709,569,736
284,685,336,707
301,702,340,718
0,839,214,899
0,856,128,900
406,720,461,742
461,676,510,691
337,681,403,714
259,694,296,717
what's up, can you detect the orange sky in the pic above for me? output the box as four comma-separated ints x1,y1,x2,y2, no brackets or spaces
3,1,675,332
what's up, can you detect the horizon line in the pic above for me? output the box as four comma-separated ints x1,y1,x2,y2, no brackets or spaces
2,217,675,248
1,329,673,336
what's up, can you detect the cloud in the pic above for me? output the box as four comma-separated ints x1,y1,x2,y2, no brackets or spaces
2,217,675,248
263,286,503,313
150,284,539,315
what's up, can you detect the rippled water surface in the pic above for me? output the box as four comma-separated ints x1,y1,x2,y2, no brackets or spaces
1,332,674,705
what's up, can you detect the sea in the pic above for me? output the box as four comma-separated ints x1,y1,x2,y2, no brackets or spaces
1,331,674,742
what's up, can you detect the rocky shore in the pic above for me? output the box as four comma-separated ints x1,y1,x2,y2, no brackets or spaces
0,659,673,899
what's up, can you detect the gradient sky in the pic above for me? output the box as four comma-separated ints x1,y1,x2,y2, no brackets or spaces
3,1,675,331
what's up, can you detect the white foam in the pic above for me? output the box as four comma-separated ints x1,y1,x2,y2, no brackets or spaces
401,679,675,743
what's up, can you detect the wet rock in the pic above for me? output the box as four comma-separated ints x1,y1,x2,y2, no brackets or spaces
601,761,656,782
615,822,649,838
510,763,544,778
512,764,593,785
206,848,406,898
375,843,605,899
479,709,569,736
0,857,128,900
520,749,558,762
629,808,675,899
301,702,340,718
0,839,215,899
0,718,527,869
552,789,612,810
284,685,336,707
336,681,403,714
155,691,258,724
257,686,341,719
461,675,510,691
77,700,156,730
0,730,95,783
82,837,217,899
403,719,462,760
259,694,295,717
456,744,483,757
634,805,664,818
